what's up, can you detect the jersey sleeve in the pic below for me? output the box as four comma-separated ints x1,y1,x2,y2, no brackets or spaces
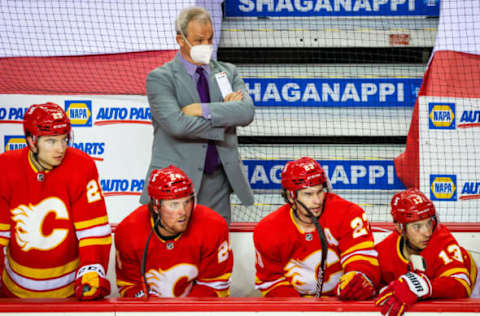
336,204,380,288
0,155,11,281
190,220,233,297
429,231,475,298
253,225,300,297
71,157,112,276
114,225,145,297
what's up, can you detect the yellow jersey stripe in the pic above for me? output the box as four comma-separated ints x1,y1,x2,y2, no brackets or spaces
215,289,230,297
7,252,79,279
75,215,109,230
0,238,9,246
117,279,135,287
439,267,469,278
2,269,74,298
341,241,375,257
342,254,379,268
198,272,232,282
0,223,10,230
79,235,112,248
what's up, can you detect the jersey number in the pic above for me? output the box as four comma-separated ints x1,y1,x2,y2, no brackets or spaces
218,241,230,263
351,213,369,238
439,244,464,264
86,180,102,203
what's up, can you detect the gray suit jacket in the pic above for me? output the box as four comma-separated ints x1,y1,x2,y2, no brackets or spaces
140,54,255,206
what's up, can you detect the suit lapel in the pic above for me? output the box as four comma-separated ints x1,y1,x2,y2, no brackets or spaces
172,55,199,102
208,63,223,102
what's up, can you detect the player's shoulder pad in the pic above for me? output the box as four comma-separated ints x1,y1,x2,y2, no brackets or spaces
254,204,290,231
194,204,228,227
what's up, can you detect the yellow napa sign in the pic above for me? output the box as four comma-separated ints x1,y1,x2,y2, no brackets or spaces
430,175,457,201
429,104,455,129
65,101,92,126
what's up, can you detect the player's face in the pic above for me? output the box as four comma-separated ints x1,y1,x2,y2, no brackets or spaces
177,19,213,65
294,185,327,223
157,195,194,236
33,134,69,169
404,217,435,250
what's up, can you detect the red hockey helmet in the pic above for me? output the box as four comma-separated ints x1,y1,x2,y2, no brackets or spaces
23,102,71,138
148,165,194,202
391,188,436,224
281,157,327,192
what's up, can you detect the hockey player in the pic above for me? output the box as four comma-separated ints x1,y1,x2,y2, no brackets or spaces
253,157,380,299
115,165,233,297
0,102,112,299
376,188,478,316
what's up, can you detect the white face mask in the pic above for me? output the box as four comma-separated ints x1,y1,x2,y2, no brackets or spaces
183,35,213,65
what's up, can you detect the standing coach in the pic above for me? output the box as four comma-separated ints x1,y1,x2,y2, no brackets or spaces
140,6,255,224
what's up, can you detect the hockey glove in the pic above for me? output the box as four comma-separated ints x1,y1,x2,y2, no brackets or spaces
75,264,110,301
336,271,375,300
376,271,432,316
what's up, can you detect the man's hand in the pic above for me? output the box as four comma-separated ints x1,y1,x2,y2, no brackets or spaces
181,103,202,117
224,90,243,102
376,271,432,316
336,271,375,300
74,264,110,301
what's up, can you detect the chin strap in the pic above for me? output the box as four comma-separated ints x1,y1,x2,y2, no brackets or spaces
295,192,329,297
141,215,161,299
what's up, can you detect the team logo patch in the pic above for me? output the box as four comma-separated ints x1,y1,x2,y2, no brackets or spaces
4,135,26,152
428,103,455,129
65,100,92,127
430,174,457,201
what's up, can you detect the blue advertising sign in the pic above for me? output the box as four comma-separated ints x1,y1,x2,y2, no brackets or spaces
244,78,422,107
244,159,405,190
225,0,440,17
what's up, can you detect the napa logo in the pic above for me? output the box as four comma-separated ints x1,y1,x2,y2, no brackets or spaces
65,100,92,127
4,135,27,152
429,103,455,129
430,174,457,201
100,179,144,197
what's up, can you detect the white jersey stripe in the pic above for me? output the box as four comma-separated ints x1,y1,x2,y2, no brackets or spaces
255,277,287,290
341,249,378,264
196,279,231,290
5,256,75,291
76,224,111,240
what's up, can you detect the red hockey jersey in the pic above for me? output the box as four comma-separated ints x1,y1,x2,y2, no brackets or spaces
376,225,477,298
0,148,112,298
253,193,380,297
115,204,233,297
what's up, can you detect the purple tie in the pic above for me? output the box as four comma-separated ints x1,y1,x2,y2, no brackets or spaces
196,67,220,174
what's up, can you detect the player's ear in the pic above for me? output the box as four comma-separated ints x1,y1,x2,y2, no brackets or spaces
26,136,38,153
287,191,296,204
394,222,403,234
